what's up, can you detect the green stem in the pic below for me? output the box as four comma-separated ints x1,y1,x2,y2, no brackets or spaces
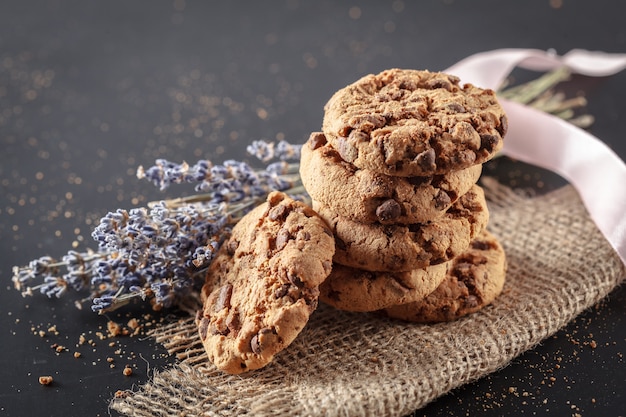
498,67,571,104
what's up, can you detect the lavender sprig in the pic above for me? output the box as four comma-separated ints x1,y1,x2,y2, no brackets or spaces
136,158,300,205
246,139,302,162
12,251,106,299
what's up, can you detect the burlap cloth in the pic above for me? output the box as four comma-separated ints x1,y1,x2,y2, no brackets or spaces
111,179,625,417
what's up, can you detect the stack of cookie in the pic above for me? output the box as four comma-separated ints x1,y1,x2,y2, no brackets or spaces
300,68,508,322
195,68,510,375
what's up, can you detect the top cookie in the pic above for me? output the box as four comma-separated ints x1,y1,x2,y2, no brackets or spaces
300,131,482,225
322,68,507,177
196,192,335,374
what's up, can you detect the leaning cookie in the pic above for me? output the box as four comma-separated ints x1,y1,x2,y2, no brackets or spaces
319,261,448,312
381,230,506,323
195,192,335,374
314,184,489,272
300,131,482,224
322,68,507,177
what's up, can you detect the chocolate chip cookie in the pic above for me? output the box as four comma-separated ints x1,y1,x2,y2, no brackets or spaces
314,184,489,272
381,230,506,322
319,261,448,312
196,192,335,374
300,131,482,224
322,68,507,177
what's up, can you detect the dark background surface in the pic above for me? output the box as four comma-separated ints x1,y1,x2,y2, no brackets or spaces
1,1,625,416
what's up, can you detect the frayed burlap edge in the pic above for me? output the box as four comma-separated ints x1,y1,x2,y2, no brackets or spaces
111,179,626,417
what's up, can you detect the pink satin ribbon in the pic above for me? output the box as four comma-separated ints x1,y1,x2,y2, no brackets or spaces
445,49,626,266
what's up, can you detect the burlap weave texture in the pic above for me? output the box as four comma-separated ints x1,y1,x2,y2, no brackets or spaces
111,179,626,417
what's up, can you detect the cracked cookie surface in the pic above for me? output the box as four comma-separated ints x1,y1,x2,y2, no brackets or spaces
314,184,489,272
196,192,335,374
300,131,482,224
381,230,506,322
322,68,507,177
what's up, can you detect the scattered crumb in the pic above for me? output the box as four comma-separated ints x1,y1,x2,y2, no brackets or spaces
123,365,133,376
38,375,53,385
73,351,82,358
107,320,125,337
114,390,130,399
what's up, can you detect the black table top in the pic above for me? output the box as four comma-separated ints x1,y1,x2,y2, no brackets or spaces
1,1,625,416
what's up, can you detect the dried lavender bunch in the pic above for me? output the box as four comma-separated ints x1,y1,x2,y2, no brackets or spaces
12,141,304,314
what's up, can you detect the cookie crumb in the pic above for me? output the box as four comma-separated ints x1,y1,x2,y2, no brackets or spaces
114,390,130,399
38,375,53,385
123,365,133,376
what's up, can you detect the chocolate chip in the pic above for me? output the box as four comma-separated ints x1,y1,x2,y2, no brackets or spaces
275,228,291,251
350,114,386,132
268,204,289,221
447,102,466,113
338,125,353,137
398,79,417,90
498,114,508,137
251,327,273,354
250,335,261,354
471,239,493,251
288,272,304,287
197,316,209,341
308,132,327,150
415,148,436,172
375,199,402,222
337,136,358,163
274,283,291,299
433,190,452,210
454,262,473,278
480,134,500,152
376,89,404,101
426,76,458,92
225,310,240,333
214,284,233,312
209,321,229,336
407,176,430,187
